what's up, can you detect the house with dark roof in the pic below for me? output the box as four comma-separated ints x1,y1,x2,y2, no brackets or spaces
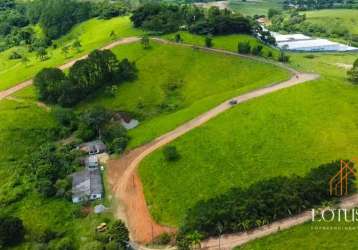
72,168,103,203
79,140,107,155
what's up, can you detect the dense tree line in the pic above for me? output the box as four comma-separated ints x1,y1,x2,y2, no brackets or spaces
282,0,356,10
181,160,355,237
34,49,137,106
131,4,253,35
0,0,129,51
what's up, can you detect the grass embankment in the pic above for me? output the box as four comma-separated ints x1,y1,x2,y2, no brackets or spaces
0,16,142,91
162,32,280,58
0,97,114,249
138,50,358,227
79,41,290,148
237,215,358,250
303,9,358,39
228,0,283,16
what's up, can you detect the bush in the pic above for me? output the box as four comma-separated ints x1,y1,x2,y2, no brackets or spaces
0,216,25,247
163,146,180,161
153,233,173,245
237,41,251,54
8,51,22,60
251,45,263,56
278,51,290,63
54,237,75,250
107,220,129,248
181,160,355,237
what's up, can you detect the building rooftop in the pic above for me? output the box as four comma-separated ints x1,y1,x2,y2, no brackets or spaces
72,168,103,198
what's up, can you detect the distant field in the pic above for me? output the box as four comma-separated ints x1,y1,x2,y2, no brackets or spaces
80,41,290,148
228,0,282,16
139,50,358,226
237,216,358,249
0,16,142,91
303,9,358,38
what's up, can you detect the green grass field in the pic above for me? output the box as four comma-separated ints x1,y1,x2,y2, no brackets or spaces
0,16,142,91
79,41,290,148
138,49,358,227
237,215,358,249
228,0,282,16
303,9,358,38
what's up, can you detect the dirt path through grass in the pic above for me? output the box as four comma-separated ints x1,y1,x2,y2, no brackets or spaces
107,71,319,243
0,37,141,101
201,193,358,249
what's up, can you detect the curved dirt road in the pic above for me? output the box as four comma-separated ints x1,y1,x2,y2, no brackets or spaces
107,71,319,243
0,37,140,101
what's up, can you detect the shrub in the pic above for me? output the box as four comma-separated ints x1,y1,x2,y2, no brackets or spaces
0,216,25,247
163,146,180,161
237,41,251,54
205,35,213,48
54,237,75,250
153,233,173,245
8,51,22,60
251,45,263,56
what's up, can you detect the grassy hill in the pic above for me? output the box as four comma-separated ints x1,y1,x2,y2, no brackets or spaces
138,50,358,227
304,9,358,39
79,40,290,147
0,16,142,91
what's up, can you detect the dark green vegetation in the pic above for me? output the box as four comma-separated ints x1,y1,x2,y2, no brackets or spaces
281,0,358,10
0,95,130,249
181,161,355,237
34,49,137,106
347,58,358,83
0,215,25,248
131,3,274,43
0,0,129,52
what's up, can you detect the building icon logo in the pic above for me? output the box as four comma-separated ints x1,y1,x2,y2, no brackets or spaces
329,159,356,196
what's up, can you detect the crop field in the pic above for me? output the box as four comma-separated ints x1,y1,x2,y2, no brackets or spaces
82,41,290,147
237,216,358,249
228,0,283,16
138,50,358,227
303,9,358,38
0,16,142,91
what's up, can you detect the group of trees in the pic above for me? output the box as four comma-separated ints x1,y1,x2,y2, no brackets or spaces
34,49,137,106
29,143,81,198
131,4,253,36
282,0,356,10
181,160,355,237
0,0,129,51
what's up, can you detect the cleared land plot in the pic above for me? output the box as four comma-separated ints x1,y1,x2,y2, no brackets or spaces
0,16,142,91
138,50,358,226
82,41,290,148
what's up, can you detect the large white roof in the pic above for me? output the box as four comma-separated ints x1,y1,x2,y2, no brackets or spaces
277,38,357,51
272,33,311,42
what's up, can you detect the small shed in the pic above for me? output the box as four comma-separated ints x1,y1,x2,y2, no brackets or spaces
85,155,99,170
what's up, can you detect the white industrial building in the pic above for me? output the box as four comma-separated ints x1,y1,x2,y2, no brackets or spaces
271,32,358,52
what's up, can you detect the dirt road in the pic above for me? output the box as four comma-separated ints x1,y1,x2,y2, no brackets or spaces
201,193,358,249
0,37,141,101
107,71,319,243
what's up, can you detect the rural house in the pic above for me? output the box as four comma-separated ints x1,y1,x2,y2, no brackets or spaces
79,140,107,155
84,155,99,170
72,168,103,203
